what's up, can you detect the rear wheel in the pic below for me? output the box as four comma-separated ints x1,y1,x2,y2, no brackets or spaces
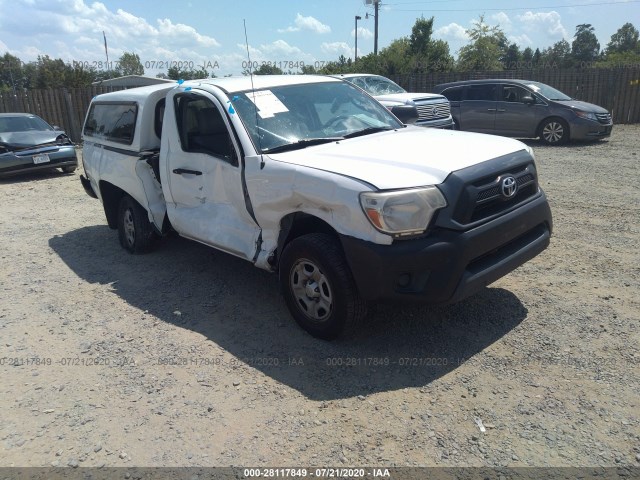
539,118,569,145
61,165,77,173
117,195,156,254
279,233,367,340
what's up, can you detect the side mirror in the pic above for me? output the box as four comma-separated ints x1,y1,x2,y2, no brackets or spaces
522,96,535,105
390,105,419,124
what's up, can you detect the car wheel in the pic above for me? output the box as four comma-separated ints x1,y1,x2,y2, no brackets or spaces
279,233,367,340
61,165,77,174
117,195,156,254
539,118,569,145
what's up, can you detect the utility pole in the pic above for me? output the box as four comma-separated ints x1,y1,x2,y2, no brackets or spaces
374,0,379,55
355,15,361,62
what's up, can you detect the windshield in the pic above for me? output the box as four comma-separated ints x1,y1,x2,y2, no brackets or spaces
0,115,53,133
525,82,572,101
348,75,406,96
230,81,402,153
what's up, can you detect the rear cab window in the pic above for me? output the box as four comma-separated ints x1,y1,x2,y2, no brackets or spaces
83,102,138,145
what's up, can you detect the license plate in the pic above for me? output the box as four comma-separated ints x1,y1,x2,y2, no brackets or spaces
33,153,50,164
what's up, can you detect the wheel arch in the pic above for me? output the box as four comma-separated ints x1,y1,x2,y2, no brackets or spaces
99,181,128,229
274,212,340,270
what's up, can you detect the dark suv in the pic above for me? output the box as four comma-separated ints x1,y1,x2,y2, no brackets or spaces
432,79,613,145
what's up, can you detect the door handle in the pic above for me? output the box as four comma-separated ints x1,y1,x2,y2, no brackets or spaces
172,168,202,176
487,108,496,112
497,109,506,112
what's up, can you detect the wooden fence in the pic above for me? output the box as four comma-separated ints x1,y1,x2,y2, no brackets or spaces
1,68,638,142
390,67,640,124
0,86,124,142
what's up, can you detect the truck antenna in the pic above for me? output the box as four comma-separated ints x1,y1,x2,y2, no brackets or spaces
243,19,265,169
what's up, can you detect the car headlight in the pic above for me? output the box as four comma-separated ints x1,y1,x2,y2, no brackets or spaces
359,187,447,237
575,110,597,121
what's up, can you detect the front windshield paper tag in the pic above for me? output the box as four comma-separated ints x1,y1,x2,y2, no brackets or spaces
249,90,289,118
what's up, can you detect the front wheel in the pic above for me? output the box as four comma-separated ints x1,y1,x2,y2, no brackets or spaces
61,165,77,173
117,195,156,254
539,118,569,145
279,233,367,340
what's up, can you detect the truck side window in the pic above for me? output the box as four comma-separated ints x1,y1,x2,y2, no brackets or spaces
175,94,236,164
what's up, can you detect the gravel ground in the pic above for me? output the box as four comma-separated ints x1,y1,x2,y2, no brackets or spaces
0,125,639,470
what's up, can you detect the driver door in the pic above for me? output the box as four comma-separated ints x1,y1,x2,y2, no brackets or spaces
160,89,260,260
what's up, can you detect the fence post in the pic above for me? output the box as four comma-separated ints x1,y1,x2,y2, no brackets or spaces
62,88,81,142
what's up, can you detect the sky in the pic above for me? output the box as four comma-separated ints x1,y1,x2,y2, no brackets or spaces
0,0,639,77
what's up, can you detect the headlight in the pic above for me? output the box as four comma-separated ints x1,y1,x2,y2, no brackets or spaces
575,110,597,121
360,187,447,237
524,144,536,161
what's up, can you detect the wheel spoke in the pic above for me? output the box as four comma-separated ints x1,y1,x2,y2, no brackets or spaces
289,258,333,322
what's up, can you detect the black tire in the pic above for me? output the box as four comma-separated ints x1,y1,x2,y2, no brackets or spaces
279,233,367,340
61,165,77,174
117,195,156,254
539,118,569,145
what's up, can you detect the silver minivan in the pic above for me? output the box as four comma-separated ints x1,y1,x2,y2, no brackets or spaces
433,79,613,145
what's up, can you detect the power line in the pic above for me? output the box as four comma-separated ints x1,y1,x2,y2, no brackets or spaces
389,0,640,11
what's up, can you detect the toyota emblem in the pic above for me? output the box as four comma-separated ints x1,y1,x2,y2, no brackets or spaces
501,176,517,198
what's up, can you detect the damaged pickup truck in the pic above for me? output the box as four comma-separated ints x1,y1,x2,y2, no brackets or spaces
80,75,552,339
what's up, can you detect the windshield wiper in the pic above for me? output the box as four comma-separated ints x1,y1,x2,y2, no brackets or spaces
264,137,343,154
342,126,394,139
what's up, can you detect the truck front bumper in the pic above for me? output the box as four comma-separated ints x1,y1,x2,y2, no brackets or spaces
340,192,552,304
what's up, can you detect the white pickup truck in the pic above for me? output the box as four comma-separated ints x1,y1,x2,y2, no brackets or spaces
80,75,552,339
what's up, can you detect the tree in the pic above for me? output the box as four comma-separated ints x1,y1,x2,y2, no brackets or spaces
33,55,68,88
116,52,144,76
606,22,639,53
407,16,453,72
457,15,507,70
541,39,573,68
0,53,25,92
252,64,284,75
522,47,534,63
500,43,521,69
167,66,210,80
533,48,542,65
572,24,600,63
409,16,434,56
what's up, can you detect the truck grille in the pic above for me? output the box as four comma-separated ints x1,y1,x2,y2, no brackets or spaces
451,163,539,226
595,112,612,124
415,101,450,121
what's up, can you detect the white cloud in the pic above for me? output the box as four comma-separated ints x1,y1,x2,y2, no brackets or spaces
0,0,229,74
508,34,533,46
516,11,569,41
278,13,331,34
435,23,469,42
491,12,512,30
321,41,353,58
236,40,316,71
351,27,373,40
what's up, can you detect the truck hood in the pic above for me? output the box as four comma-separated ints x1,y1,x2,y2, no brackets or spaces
374,92,446,105
267,127,529,190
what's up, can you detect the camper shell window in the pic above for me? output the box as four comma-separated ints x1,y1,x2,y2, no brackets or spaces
84,102,138,145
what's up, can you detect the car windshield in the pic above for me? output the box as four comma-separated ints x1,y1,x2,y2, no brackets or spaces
525,82,572,101
0,115,53,133
230,81,402,153
348,76,407,96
